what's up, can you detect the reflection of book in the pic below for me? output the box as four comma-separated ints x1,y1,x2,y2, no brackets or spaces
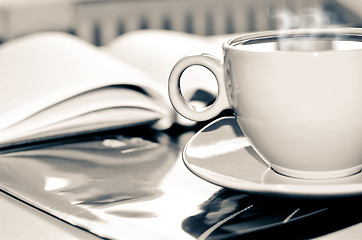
0,29,233,148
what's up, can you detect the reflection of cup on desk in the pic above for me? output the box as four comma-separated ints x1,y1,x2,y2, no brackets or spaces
169,28,362,179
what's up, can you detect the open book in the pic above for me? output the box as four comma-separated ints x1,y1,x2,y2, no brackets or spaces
0,29,235,148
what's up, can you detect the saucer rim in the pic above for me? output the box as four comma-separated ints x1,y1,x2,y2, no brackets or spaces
183,116,362,198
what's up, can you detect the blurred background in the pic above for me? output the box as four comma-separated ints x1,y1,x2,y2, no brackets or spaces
0,0,361,46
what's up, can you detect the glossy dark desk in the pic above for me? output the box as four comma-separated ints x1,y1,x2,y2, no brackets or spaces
0,125,361,239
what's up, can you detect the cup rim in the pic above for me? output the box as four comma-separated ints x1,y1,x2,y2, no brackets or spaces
223,27,362,54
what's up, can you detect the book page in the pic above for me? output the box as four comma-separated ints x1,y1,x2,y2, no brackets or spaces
0,32,167,132
0,87,173,146
0,108,161,148
104,30,232,99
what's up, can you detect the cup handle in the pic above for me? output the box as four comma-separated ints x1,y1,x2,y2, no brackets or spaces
168,54,230,121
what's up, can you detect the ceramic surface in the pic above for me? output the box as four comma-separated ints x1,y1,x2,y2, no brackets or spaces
183,116,362,198
171,28,362,179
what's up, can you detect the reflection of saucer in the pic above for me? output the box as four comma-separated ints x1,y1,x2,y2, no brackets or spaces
183,117,362,198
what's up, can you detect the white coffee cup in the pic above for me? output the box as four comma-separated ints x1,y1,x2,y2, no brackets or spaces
169,27,362,179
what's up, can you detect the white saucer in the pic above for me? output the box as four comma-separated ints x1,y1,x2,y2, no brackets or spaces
183,117,362,198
